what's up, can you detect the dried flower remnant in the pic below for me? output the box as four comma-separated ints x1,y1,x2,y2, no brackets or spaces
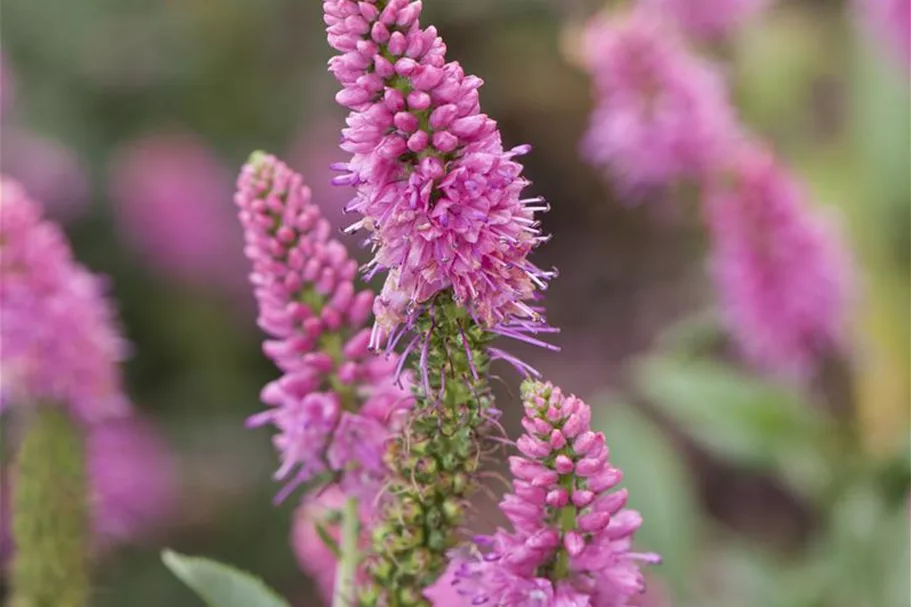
706,144,852,379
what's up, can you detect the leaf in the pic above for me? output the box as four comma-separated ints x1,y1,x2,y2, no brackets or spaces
634,356,832,500
591,397,700,600
161,550,290,607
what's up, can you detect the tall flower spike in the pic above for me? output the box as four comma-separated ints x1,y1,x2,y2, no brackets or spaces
448,381,659,607
324,0,554,346
580,9,737,194
705,143,852,380
0,178,130,422
235,153,413,502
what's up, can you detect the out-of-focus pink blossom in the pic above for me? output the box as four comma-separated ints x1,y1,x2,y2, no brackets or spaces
641,0,769,40
107,132,245,291
0,178,130,422
706,144,853,379
859,0,911,71
0,129,91,223
581,9,738,194
87,415,177,547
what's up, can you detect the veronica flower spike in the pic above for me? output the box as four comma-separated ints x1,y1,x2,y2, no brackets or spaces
705,143,852,380
324,0,555,349
450,381,659,606
235,152,413,503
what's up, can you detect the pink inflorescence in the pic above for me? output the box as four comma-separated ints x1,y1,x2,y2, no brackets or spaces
108,132,244,291
641,0,769,40
447,381,658,606
580,9,737,194
0,178,130,422
235,153,413,502
324,0,554,347
706,144,852,379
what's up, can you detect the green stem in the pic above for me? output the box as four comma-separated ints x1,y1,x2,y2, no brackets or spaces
10,407,90,607
552,476,577,580
332,497,360,607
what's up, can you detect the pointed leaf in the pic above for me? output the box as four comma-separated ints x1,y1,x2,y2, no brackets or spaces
161,550,290,607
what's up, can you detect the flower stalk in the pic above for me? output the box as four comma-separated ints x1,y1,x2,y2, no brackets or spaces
11,406,90,607
360,295,495,607
332,496,361,607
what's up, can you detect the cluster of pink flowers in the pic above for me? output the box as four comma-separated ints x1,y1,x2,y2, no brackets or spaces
108,132,245,291
324,0,554,346
445,381,658,606
580,4,853,379
641,0,768,40
0,178,130,422
705,145,851,379
580,9,737,194
235,153,413,502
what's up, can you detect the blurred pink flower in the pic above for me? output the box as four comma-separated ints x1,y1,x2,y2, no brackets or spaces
87,415,177,547
859,0,911,71
706,143,853,379
641,0,768,40
0,129,91,223
1,178,129,422
581,9,738,194
107,132,245,291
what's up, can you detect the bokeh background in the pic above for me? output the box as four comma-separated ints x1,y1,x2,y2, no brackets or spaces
1,0,908,605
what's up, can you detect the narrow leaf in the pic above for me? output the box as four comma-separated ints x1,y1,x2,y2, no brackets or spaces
161,550,290,607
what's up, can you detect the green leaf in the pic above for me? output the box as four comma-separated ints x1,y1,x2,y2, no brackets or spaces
634,356,832,500
591,397,700,600
161,550,290,607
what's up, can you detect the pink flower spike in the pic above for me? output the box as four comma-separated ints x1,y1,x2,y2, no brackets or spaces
235,152,413,501
580,8,738,194
457,380,656,606
705,143,852,380
324,0,554,345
